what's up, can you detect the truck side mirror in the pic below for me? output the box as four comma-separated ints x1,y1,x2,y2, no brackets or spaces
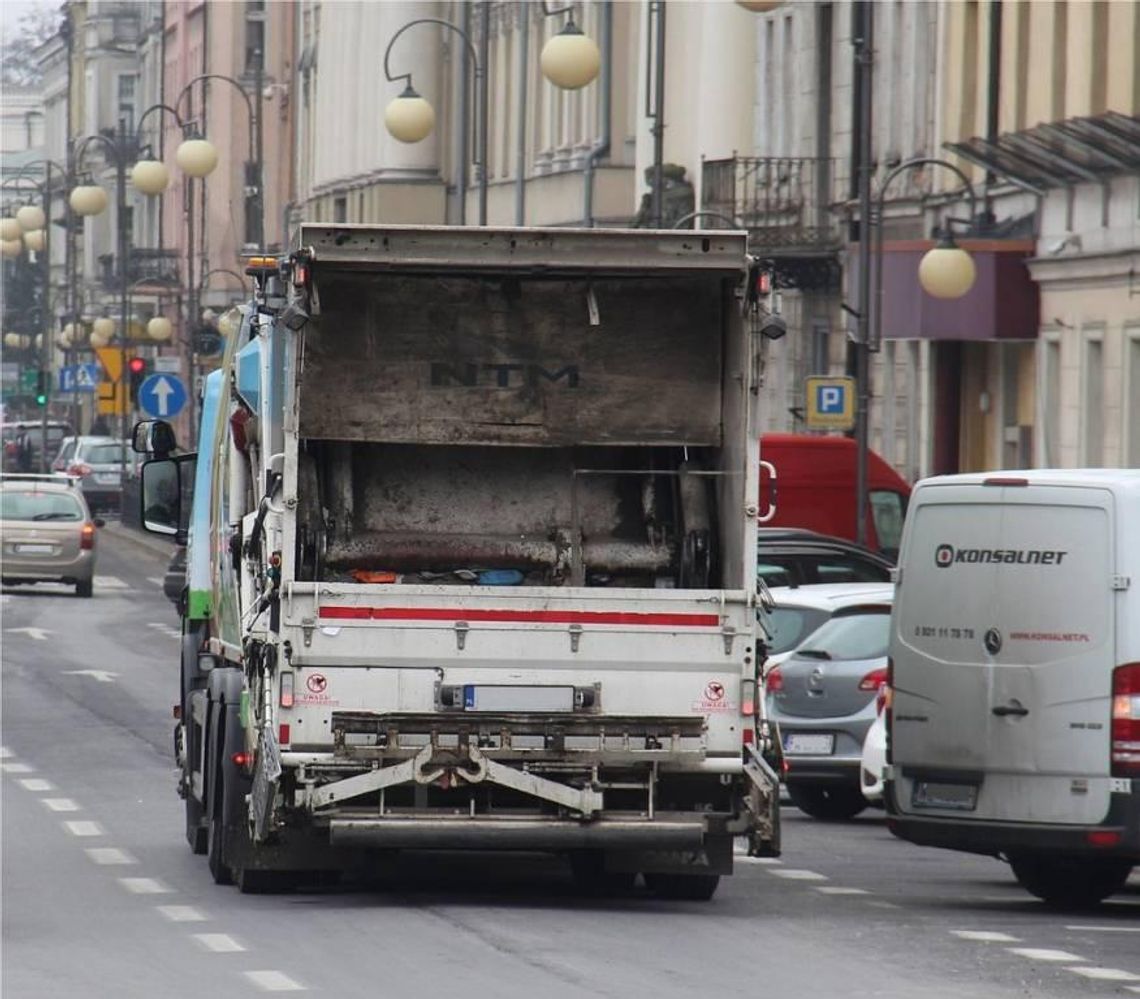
132,419,178,457
141,455,192,537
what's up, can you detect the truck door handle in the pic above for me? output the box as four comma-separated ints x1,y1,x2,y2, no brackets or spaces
992,703,1029,718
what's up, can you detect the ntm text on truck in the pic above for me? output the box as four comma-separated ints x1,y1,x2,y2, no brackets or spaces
137,225,782,899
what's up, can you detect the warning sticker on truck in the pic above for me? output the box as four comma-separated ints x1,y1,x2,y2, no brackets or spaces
693,680,736,713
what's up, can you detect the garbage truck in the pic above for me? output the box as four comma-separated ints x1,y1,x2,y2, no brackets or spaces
136,224,782,898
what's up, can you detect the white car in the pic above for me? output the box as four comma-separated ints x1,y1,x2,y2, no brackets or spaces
759,582,896,669
860,687,889,803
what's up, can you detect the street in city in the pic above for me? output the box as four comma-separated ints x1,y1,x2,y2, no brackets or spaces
2,526,1137,999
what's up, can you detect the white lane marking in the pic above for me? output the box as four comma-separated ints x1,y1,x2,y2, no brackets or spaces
146,621,181,639
737,855,782,865
147,577,165,587
768,868,828,881
952,930,1021,942
157,905,208,923
1066,967,1140,982
85,847,137,865
0,762,35,773
18,778,54,791
866,900,902,910
244,970,306,992
193,933,246,953
42,798,80,812
0,746,13,758
815,886,871,895
64,821,103,837
1065,925,1140,934
1007,948,1085,963
62,669,119,683
93,575,128,589
1126,987,1140,995
6,626,51,640
118,877,171,894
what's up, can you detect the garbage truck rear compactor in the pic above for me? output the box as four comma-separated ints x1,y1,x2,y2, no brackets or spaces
137,225,782,898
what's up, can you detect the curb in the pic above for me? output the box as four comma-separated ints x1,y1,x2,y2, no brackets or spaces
101,520,178,560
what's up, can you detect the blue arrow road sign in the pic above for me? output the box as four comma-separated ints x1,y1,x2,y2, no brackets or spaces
138,373,187,418
58,363,101,393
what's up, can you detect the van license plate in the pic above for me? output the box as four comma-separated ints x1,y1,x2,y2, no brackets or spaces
783,733,834,755
912,781,978,811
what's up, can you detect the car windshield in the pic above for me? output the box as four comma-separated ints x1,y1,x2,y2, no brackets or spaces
0,490,84,522
797,610,890,661
761,606,829,655
84,444,126,464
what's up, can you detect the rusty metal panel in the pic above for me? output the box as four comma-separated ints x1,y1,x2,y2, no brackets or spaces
297,276,725,446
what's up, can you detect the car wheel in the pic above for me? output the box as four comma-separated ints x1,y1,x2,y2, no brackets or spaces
644,872,720,901
75,578,93,598
787,783,867,821
1008,853,1133,908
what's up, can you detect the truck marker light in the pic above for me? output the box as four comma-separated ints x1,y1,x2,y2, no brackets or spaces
231,752,252,769
280,672,294,708
741,678,757,717
279,724,290,746
742,728,754,745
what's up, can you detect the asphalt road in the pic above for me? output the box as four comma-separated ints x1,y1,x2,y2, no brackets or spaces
3,527,1138,998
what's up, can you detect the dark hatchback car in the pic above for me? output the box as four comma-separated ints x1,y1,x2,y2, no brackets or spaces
756,528,893,589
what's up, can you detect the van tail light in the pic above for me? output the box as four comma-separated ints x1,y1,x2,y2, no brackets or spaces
859,666,889,693
1111,662,1140,777
80,523,96,550
765,666,783,694
67,463,92,478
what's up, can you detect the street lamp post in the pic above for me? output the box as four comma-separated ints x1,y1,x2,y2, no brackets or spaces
383,2,600,226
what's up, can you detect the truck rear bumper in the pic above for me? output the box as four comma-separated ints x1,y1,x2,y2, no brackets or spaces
328,813,713,850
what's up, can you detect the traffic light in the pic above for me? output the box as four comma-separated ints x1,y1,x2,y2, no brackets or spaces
34,370,48,407
128,355,150,405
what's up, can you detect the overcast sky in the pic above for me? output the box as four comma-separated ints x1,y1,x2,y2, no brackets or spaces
1,0,58,42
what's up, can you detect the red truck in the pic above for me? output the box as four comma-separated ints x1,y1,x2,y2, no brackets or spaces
758,433,911,557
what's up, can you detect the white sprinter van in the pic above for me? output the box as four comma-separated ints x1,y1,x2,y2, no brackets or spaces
885,469,1140,907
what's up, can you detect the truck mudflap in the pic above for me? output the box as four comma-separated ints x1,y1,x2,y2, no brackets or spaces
742,745,782,857
250,725,282,844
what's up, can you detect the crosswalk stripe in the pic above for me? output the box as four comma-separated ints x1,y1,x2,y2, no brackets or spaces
147,577,164,587
93,575,129,589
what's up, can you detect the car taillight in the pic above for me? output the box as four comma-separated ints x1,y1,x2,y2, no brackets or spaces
765,666,783,694
80,523,96,550
68,463,92,478
1111,662,1140,777
858,666,889,692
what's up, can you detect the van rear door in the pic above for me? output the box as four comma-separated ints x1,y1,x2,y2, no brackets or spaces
891,482,1115,825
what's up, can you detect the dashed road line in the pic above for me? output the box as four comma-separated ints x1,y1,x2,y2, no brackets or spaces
737,855,782,865
64,820,103,837
1007,948,1085,963
1065,925,1140,934
17,778,54,792
157,905,209,923
767,869,828,881
85,847,137,865
244,970,306,992
119,877,171,895
952,931,1021,943
0,762,35,774
193,933,245,953
93,575,129,589
815,886,871,896
147,577,165,587
0,746,12,758
41,798,80,812
1066,967,1140,983
865,900,902,910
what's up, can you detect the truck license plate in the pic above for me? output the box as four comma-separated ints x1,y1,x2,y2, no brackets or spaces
783,732,834,755
912,780,978,811
463,685,574,712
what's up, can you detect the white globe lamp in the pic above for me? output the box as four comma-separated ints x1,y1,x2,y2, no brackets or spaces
540,20,601,90
0,217,21,241
92,316,116,341
918,237,977,300
16,204,46,231
1,239,22,259
176,138,219,178
70,184,109,216
385,85,436,144
147,316,173,342
23,229,46,252
131,159,170,195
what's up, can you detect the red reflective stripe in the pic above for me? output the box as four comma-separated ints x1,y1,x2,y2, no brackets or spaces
317,606,719,627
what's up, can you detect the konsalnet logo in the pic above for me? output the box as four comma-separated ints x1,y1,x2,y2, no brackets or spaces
934,543,1067,568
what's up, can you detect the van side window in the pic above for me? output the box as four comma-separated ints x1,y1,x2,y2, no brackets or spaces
870,490,905,557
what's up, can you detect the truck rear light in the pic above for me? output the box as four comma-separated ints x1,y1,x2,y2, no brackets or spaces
80,523,96,550
1111,662,1140,777
279,723,290,746
765,666,783,694
741,678,756,717
742,727,754,745
858,666,889,692
231,751,252,769
280,671,294,708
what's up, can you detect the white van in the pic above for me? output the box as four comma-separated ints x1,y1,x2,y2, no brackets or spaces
885,469,1140,907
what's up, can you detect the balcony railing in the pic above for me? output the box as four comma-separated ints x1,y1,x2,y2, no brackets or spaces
100,248,181,291
701,156,841,253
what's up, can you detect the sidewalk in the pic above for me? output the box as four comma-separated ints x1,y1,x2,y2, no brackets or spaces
100,518,178,560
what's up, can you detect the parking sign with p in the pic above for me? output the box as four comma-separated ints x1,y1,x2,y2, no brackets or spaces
805,376,856,430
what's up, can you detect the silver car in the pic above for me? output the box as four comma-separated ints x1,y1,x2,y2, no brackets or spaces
0,474,103,597
52,435,131,513
766,597,893,820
